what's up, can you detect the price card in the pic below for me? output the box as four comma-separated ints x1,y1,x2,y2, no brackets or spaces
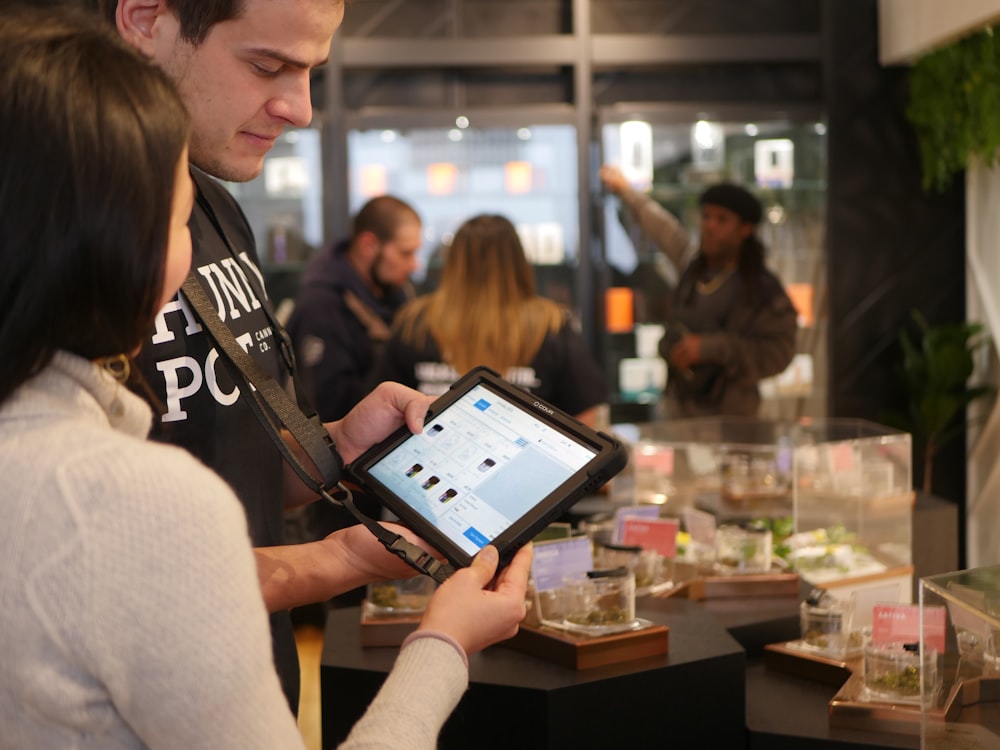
612,505,662,544
682,507,717,545
530,536,594,593
621,517,680,558
829,442,854,472
851,582,906,630
633,445,674,475
872,603,947,653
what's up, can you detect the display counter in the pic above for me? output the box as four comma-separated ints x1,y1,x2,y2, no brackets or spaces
320,494,957,749
322,597,746,749
745,659,919,750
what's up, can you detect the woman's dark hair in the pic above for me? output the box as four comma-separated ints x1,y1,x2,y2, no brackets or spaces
0,5,190,405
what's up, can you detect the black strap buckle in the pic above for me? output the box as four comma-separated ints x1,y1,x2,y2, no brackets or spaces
322,484,455,584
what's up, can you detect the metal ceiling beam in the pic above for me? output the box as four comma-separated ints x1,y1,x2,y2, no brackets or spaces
340,37,578,68
592,33,822,65
339,33,821,69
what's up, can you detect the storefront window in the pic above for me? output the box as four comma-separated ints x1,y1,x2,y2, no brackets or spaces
348,123,579,306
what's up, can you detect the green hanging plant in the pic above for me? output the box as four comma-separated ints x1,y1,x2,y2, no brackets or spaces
906,25,1000,193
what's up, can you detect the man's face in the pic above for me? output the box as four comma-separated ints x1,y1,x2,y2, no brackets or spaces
372,220,422,289
150,0,344,183
161,147,196,309
698,203,753,263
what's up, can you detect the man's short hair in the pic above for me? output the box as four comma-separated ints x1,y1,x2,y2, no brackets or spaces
96,0,243,45
352,196,420,244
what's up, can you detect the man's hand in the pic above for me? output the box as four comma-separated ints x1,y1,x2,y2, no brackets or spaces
599,164,630,196
323,522,439,585
326,381,433,465
668,333,702,371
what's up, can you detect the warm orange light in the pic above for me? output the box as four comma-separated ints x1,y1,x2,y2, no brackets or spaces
427,163,457,195
358,164,387,197
504,161,533,194
605,287,634,333
785,282,815,328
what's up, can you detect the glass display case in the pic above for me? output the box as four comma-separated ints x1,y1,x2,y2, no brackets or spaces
920,566,1000,749
609,417,913,592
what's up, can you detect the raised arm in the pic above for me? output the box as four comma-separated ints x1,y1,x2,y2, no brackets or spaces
599,164,692,272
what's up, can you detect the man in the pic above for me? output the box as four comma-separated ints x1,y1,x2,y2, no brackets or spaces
288,195,422,422
600,164,798,417
99,0,433,710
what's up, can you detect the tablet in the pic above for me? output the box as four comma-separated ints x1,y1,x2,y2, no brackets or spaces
347,367,626,570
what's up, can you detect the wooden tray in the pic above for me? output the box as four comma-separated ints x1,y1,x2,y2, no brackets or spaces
662,570,801,600
764,640,859,686
504,619,669,670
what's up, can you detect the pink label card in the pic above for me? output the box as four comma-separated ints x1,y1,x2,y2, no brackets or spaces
829,442,854,472
612,505,662,544
871,603,946,654
633,445,674,474
621,517,680,558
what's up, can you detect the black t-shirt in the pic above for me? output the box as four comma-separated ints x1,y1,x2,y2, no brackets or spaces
373,312,607,417
132,169,300,710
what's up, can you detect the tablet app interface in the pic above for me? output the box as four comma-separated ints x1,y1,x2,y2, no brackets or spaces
368,384,597,556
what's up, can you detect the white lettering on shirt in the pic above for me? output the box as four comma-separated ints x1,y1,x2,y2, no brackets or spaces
150,254,270,422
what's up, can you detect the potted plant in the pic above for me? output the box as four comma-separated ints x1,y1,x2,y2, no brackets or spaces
886,310,994,494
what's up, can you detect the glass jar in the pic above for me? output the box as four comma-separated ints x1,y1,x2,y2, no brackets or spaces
366,576,437,615
714,524,772,575
564,567,637,632
863,643,938,704
799,589,854,656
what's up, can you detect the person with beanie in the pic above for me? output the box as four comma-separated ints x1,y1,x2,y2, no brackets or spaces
600,165,797,417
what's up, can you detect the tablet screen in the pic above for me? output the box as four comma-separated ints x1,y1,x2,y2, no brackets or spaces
366,382,598,557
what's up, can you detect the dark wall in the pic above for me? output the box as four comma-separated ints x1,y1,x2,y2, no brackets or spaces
822,0,967,555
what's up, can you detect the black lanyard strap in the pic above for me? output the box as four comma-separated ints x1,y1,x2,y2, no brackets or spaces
181,274,342,491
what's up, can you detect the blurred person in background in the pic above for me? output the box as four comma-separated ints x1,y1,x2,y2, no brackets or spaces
600,164,797,417
373,213,607,426
288,195,421,422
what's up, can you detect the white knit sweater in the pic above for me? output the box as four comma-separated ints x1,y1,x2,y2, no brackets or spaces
0,352,466,749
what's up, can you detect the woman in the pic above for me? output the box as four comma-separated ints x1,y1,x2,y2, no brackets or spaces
374,214,607,424
0,8,529,749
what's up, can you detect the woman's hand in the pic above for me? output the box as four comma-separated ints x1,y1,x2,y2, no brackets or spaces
416,544,532,657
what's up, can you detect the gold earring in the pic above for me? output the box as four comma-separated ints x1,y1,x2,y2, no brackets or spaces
101,353,131,384
100,354,131,417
